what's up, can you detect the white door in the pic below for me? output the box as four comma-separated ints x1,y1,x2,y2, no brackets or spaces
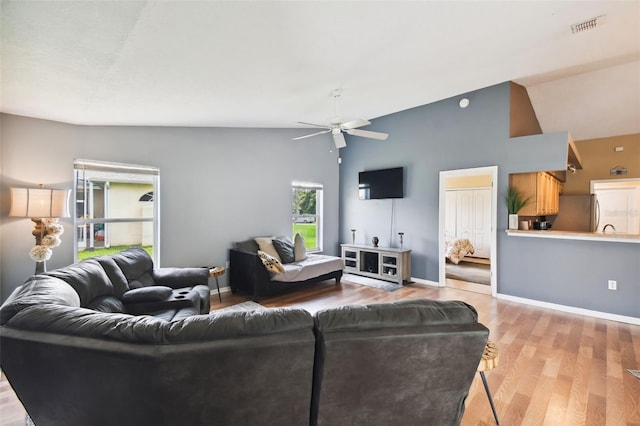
445,188,491,258
472,189,492,258
456,190,474,241
444,191,458,243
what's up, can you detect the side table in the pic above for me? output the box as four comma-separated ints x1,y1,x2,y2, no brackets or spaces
477,340,500,425
209,266,225,302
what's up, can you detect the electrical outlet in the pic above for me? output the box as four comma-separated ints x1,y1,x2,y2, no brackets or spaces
608,280,617,290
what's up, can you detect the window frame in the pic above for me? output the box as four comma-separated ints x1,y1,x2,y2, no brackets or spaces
73,159,160,264
291,182,323,252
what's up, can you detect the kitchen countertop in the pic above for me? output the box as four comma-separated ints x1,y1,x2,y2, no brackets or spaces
505,229,640,244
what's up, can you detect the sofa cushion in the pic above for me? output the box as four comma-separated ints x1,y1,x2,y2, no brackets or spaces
151,306,201,322
294,233,307,261
272,237,295,264
110,247,154,286
43,259,115,307
87,296,125,313
92,255,130,297
255,237,281,262
7,304,314,344
0,276,80,325
315,299,479,331
122,286,173,303
152,267,209,288
258,250,285,274
273,254,344,283
127,273,155,289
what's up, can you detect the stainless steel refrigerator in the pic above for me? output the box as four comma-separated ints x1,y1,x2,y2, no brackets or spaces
552,194,599,232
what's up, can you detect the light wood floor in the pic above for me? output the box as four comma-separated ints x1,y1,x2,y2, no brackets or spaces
1,278,639,425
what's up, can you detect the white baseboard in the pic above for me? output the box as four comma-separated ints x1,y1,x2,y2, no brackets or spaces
497,293,640,325
210,286,232,295
410,277,441,287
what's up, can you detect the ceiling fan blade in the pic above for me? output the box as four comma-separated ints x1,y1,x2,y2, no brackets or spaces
340,118,370,129
298,121,331,129
345,128,389,140
292,129,332,140
333,132,347,149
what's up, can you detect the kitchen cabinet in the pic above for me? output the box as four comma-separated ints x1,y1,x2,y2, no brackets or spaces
510,172,563,216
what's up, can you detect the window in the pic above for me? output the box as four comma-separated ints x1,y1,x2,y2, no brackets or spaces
292,182,323,252
74,159,160,263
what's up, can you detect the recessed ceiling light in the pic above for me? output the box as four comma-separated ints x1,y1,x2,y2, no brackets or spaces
459,98,470,108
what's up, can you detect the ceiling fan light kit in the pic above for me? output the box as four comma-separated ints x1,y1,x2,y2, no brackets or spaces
293,89,389,149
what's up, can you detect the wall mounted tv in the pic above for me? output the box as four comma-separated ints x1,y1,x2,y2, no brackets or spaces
358,167,404,200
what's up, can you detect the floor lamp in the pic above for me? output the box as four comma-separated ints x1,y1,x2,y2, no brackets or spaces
9,186,71,274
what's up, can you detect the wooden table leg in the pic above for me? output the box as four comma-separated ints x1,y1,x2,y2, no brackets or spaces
209,267,225,303
477,340,500,425
214,276,221,302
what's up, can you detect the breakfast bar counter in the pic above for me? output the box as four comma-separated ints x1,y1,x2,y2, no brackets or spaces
506,229,640,244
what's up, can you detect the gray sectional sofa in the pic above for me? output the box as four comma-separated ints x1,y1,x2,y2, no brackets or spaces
0,247,211,322
0,248,489,426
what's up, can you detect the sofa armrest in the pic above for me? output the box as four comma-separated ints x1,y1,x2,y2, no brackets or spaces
229,249,271,297
152,267,209,288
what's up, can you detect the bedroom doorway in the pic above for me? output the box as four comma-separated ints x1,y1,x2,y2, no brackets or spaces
438,166,497,296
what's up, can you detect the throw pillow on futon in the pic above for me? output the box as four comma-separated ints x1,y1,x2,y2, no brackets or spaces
294,233,307,262
258,250,285,274
254,237,282,262
272,237,295,264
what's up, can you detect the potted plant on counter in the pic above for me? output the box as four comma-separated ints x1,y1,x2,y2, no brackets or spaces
505,187,530,230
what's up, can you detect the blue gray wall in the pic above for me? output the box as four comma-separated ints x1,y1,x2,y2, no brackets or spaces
339,82,639,319
2,82,638,320
340,82,515,280
501,236,638,317
0,114,341,299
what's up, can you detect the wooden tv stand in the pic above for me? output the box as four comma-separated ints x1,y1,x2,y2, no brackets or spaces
341,244,411,285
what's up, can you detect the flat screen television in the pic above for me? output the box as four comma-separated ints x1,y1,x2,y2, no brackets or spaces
359,167,404,200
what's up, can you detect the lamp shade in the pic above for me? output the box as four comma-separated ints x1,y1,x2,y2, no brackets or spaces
9,187,71,218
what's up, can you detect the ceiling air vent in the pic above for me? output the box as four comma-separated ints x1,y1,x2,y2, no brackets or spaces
571,15,605,34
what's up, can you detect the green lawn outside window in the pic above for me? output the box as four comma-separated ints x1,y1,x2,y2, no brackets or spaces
292,223,317,249
77,245,153,262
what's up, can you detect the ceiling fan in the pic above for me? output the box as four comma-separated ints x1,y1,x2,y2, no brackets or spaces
293,89,389,149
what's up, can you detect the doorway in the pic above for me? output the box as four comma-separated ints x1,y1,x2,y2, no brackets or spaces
439,166,497,296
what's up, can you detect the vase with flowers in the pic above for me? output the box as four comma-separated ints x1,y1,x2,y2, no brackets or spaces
30,218,65,273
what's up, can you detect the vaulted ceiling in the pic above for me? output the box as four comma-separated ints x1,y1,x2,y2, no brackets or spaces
1,1,639,141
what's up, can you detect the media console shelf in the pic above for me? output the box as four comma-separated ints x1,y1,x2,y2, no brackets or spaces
341,244,411,285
